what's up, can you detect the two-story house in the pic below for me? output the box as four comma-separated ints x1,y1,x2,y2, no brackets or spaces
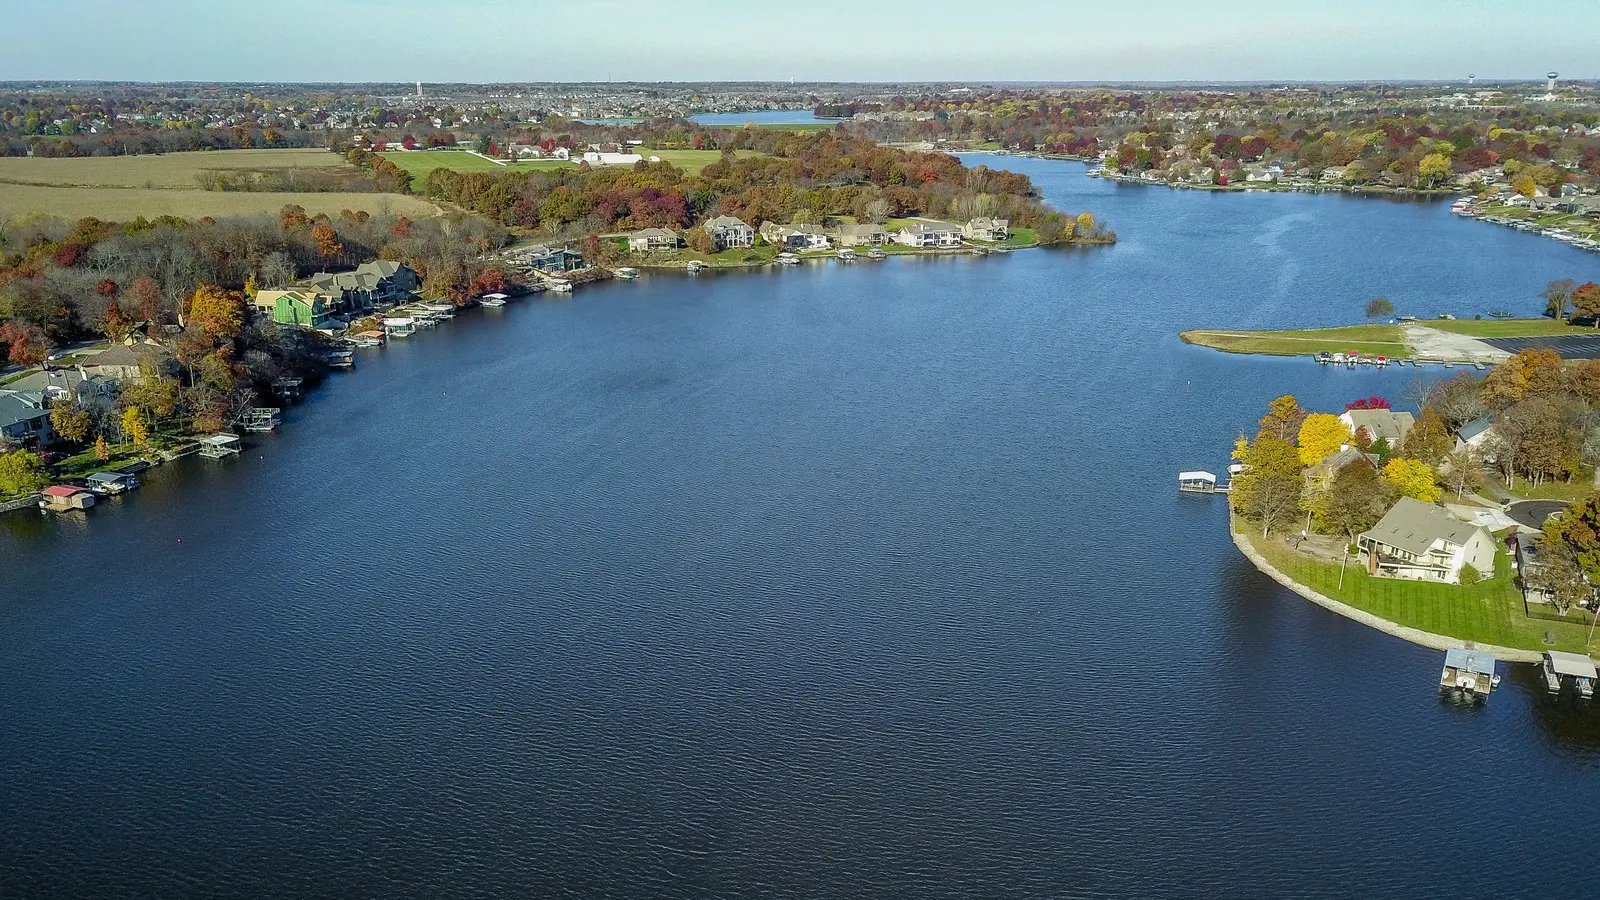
1358,497,1497,584
704,216,755,250
0,389,56,448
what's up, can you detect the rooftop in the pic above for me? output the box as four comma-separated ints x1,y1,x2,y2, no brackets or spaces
1362,497,1486,556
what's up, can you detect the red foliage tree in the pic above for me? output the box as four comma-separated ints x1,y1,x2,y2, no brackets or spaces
95,278,119,297
0,322,52,366
469,269,506,297
1344,396,1392,411
52,243,84,268
401,135,417,150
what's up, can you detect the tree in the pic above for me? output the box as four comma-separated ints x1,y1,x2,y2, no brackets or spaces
1427,372,1488,428
49,402,93,445
94,435,110,460
1232,435,1304,539
1313,457,1393,544
685,226,713,254
1364,297,1394,318
865,199,892,224
1534,536,1590,614
1572,282,1600,324
1382,457,1440,502
311,224,343,262
0,322,52,366
127,276,163,321
1297,413,1351,466
103,298,131,341
1417,152,1452,187
121,407,150,446
1542,278,1577,320
1257,394,1307,443
1458,562,1481,585
1480,347,1565,408
1344,395,1391,411
1440,447,1485,500
1398,408,1453,466
0,448,48,497
187,285,245,340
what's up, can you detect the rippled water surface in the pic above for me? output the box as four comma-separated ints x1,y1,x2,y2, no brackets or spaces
6,159,1600,898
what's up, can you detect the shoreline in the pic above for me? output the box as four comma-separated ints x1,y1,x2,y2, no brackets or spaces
1230,522,1543,663
1089,168,1457,199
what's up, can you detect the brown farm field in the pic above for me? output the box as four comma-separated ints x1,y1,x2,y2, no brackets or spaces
0,149,351,188
0,149,443,222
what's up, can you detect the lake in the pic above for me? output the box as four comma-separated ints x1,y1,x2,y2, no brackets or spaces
5,158,1600,898
690,110,836,126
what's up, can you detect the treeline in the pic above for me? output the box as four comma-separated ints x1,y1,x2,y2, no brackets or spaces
4,126,325,159
0,207,508,353
415,130,1109,244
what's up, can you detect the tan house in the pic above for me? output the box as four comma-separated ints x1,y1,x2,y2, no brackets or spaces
628,228,680,252
963,217,1010,241
1358,497,1497,584
838,223,890,246
1340,408,1415,448
81,339,178,381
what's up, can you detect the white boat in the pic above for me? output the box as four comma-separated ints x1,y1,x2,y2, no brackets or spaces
867,248,887,260
836,248,857,261
614,267,639,280
549,281,573,293
776,253,800,265
479,293,508,307
687,260,706,273
420,302,456,313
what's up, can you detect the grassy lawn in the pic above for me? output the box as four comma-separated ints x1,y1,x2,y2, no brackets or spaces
0,149,348,188
1181,324,1409,358
50,445,146,480
1250,527,1597,654
634,148,764,174
0,183,442,223
381,151,576,177
1503,479,1597,502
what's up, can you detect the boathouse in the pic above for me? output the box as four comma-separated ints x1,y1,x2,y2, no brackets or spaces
1542,651,1598,698
1178,471,1222,493
1439,648,1498,697
40,485,95,511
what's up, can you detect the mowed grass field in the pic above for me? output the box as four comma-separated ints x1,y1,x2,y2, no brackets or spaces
1181,324,1411,358
0,149,348,188
0,183,442,222
0,149,442,222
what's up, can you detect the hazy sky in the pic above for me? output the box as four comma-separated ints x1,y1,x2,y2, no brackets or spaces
6,0,1598,83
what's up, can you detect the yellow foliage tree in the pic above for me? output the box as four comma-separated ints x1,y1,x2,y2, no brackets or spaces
1382,457,1441,503
188,285,245,340
1297,413,1352,466
121,407,150,446
1417,152,1452,186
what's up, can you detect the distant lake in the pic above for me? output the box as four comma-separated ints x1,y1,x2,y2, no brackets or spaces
576,111,835,127
6,158,1600,897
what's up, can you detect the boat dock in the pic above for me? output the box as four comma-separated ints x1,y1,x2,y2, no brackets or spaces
1178,470,1230,494
197,433,242,459
1440,648,1500,698
1542,651,1598,698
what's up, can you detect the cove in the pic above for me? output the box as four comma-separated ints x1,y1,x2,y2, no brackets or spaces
4,158,1600,898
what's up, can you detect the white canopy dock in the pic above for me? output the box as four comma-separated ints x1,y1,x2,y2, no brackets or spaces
1439,648,1499,697
1178,471,1227,494
1542,651,1597,698
197,433,242,459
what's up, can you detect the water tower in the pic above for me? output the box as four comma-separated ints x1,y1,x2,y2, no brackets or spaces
1546,71,1559,92
1467,73,1476,87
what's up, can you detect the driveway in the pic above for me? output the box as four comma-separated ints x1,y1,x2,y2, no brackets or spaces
1505,500,1570,531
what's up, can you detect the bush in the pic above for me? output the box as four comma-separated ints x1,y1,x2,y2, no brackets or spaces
1459,563,1481,585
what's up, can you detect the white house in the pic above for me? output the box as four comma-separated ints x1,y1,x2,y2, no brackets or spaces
704,215,754,250
583,151,646,166
1358,497,1497,584
1455,416,1495,452
895,222,963,248
1340,408,1415,448
759,222,831,251
628,228,680,252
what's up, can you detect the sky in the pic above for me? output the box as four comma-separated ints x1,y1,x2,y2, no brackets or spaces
4,0,1598,83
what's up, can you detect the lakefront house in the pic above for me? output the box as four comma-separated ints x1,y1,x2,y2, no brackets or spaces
628,228,681,252
704,216,755,250
1357,497,1497,584
963,217,1010,242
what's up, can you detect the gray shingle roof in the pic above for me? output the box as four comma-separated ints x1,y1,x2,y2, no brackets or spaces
1362,497,1485,555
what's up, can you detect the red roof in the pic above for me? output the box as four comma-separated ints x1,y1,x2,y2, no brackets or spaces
43,485,86,497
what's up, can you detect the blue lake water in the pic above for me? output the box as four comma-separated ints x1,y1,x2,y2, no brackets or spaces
5,159,1600,897
690,110,836,126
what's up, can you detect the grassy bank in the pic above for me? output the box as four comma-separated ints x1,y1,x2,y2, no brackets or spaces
1247,524,1596,654
1424,318,1590,338
1181,324,1409,357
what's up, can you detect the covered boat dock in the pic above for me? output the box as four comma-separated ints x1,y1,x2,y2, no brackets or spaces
1439,648,1499,698
1542,651,1598,698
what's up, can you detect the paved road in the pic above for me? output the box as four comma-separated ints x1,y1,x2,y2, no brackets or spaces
1505,499,1571,530
1484,335,1600,359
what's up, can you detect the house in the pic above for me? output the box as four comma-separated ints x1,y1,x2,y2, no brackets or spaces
1455,416,1495,452
81,340,178,381
254,289,340,329
1340,408,1415,448
0,389,55,447
895,222,963,248
1188,166,1216,185
1358,497,1497,584
582,151,645,166
1514,535,1558,605
550,147,571,161
522,244,586,272
628,228,681,252
8,368,119,411
1304,446,1375,491
963,217,1010,242
759,222,832,251
306,261,419,311
838,223,890,247
1320,166,1348,184
704,215,755,250
354,260,420,303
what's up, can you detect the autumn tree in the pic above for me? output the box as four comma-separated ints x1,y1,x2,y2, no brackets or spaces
103,298,131,341
1382,457,1441,503
186,285,245,341
1398,408,1453,466
1257,394,1307,443
126,276,164,322
311,224,343,262
1364,298,1394,318
1440,447,1485,500
49,402,93,445
1426,372,1488,427
0,323,52,366
1480,347,1565,409
94,435,110,460
1296,413,1351,466
1541,495,1600,613
468,268,506,297
1232,435,1304,539
1571,282,1600,324
121,407,150,446
685,226,713,254
1313,458,1393,545
280,205,311,229
0,448,48,497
